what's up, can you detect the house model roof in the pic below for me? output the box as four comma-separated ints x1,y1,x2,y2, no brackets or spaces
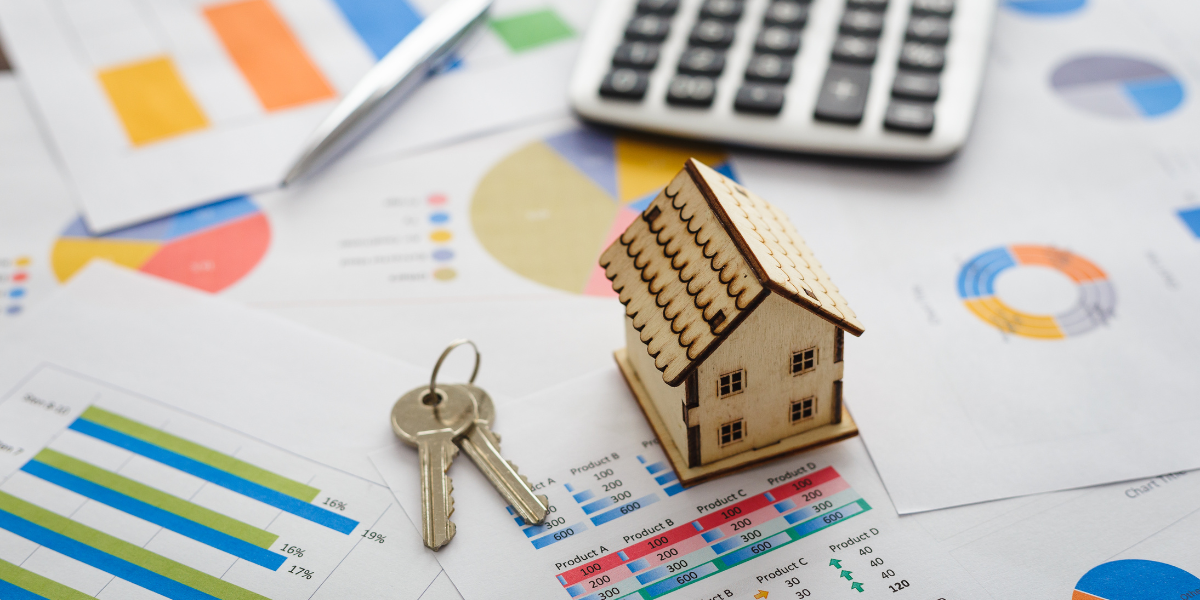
599,159,865,386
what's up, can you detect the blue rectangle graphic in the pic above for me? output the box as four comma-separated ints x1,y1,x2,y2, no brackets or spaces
642,562,719,597
1179,207,1200,238
331,0,423,59
530,522,588,549
590,494,658,526
719,530,791,566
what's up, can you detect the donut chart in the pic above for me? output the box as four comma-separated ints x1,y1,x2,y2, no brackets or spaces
1073,560,1200,600
471,129,733,296
957,245,1115,339
1051,55,1185,119
52,196,270,293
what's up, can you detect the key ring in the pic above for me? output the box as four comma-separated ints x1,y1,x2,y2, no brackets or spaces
426,339,480,405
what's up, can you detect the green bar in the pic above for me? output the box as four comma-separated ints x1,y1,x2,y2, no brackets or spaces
79,406,319,503
0,492,269,600
34,449,279,549
0,558,94,600
488,9,574,52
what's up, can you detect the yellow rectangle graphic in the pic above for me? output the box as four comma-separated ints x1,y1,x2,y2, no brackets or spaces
98,56,209,146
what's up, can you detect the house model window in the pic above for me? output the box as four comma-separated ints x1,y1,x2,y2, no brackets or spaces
719,419,744,446
718,370,744,397
790,397,815,423
791,348,817,375
601,159,865,485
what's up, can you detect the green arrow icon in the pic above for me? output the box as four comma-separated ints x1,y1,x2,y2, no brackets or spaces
841,570,853,580
851,582,864,592
829,559,843,569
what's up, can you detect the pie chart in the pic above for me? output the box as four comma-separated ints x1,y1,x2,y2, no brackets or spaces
1072,560,1200,600
1051,55,1185,119
52,196,270,293
471,129,733,296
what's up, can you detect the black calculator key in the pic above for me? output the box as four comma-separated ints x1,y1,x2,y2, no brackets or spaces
745,54,794,83
764,1,808,28
637,0,680,15
667,75,718,107
840,10,885,36
613,42,661,69
700,0,744,21
600,69,650,100
846,0,888,10
831,35,878,63
735,83,786,114
755,27,801,55
898,42,946,71
690,20,737,47
678,47,726,75
626,14,671,41
891,71,940,100
885,101,935,132
911,0,953,17
814,64,871,123
907,16,950,43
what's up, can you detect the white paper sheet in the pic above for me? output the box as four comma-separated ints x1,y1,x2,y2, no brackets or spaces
0,0,592,231
371,368,989,600
0,262,442,599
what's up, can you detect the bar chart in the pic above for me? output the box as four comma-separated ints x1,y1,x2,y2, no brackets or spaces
0,367,412,599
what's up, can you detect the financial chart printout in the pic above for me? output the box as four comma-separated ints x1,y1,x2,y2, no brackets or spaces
0,366,427,600
371,369,987,600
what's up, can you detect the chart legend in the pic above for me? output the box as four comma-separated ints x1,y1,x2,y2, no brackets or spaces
957,244,1115,339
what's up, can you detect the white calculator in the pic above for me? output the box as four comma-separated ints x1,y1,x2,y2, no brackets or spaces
568,0,995,160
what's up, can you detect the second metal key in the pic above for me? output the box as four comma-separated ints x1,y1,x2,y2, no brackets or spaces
456,383,549,525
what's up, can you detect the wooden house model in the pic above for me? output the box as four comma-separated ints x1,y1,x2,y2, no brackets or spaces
600,159,865,486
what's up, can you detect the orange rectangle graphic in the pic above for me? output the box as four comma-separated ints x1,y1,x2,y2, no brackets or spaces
99,56,210,146
204,0,335,111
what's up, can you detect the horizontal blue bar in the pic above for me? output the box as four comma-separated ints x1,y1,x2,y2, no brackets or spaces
557,575,569,586
618,551,629,561
573,490,595,503
530,522,588,549
691,521,703,531
21,460,285,570
566,583,584,597
565,483,575,492
654,472,677,485
582,497,614,514
0,579,48,600
637,456,646,464
643,562,719,597
720,531,791,566
636,564,667,584
591,494,658,526
711,535,741,554
645,462,669,475
791,501,867,538
784,491,860,526
0,508,216,600
764,492,776,502
626,558,649,572
701,529,724,543
774,499,796,513
506,506,515,515
70,418,357,534
663,483,684,497
331,0,422,59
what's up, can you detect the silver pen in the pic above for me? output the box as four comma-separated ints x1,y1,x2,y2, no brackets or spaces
282,0,494,186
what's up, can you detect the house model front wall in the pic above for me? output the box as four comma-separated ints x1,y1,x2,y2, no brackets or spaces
626,292,845,467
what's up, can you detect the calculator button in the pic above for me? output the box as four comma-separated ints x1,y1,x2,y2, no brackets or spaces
637,0,680,15
678,47,726,75
814,64,871,123
840,10,885,36
690,20,737,47
755,27,801,55
667,75,718,107
600,69,650,100
745,54,794,83
830,35,878,64
910,0,953,17
898,42,945,71
846,0,888,9
884,101,935,132
626,14,672,41
700,0,744,21
735,83,786,114
613,42,661,69
906,16,950,43
891,71,939,100
763,1,809,28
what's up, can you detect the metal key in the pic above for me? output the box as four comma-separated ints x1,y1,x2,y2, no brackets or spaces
456,383,550,525
391,383,477,550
